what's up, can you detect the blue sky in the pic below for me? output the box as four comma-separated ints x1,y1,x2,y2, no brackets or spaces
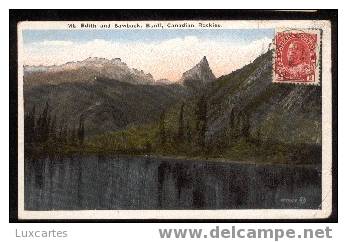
23,29,274,44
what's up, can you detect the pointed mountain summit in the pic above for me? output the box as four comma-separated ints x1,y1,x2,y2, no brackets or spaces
180,56,216,87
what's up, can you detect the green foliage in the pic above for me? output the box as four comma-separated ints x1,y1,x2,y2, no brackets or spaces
24,101,87,158
86,124,158,154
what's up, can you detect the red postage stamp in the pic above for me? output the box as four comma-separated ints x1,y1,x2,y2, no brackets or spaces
273,29,321,85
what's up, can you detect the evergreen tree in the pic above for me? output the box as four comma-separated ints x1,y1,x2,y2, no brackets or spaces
77,115,85,145
195,95,208,148
234,113,244,138
159,111,166,145
36,102,51,143
70,125,77,145
61,123,68,144
241,113,250,139
36,113,43,142
229,108,235,130
24,105,36,144
228,108,237,143
50,114,57,142
145,140,152,154
186,121,192,144
255,128,261,145
58,120,64,144
177,103,185,142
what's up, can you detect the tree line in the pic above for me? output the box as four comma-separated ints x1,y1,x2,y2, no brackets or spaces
24,102,85,147
158,94,252,155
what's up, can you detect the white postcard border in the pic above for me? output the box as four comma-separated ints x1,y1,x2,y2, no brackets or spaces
17,20,332,220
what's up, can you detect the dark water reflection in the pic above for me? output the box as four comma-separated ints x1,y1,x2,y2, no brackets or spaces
25,155,321,210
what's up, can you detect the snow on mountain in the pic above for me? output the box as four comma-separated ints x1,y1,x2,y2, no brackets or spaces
24,57,155,86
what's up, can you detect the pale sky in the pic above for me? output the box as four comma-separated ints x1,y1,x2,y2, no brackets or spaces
22,29,274,81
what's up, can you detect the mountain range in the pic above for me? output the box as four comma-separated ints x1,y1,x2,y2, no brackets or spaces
24,57,155,86
177,51,321,146
23,52,321,146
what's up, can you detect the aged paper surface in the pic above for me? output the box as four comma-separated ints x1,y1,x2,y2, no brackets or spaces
17,20,332,219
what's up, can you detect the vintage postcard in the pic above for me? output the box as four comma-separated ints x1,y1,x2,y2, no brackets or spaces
16,19,333,220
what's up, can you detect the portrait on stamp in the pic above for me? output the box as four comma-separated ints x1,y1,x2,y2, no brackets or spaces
274,30,321,84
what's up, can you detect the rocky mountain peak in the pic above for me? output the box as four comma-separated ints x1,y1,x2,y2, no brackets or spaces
24,57,155,86
180,56,216,86
199,56,208,65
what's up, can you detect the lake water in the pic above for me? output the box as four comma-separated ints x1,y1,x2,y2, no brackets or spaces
24,155,321,210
